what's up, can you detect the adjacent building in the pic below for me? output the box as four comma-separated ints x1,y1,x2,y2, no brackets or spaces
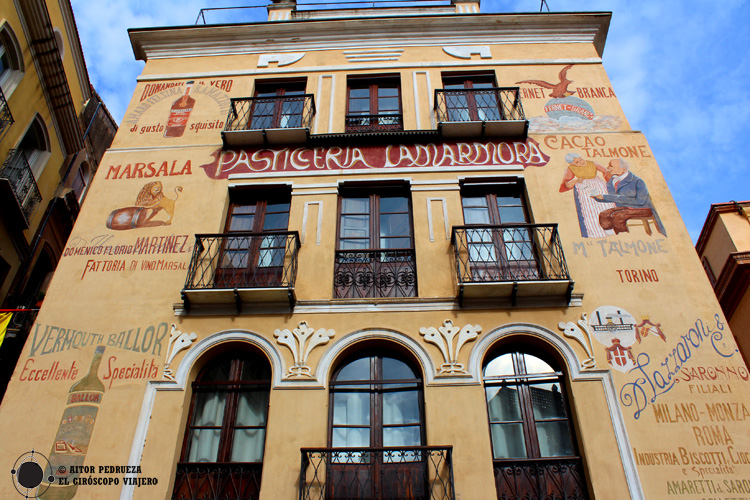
0,0,117,400
696,200,750,366
2,2,748,500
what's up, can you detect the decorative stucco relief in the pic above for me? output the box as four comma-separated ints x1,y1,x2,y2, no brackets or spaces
274,321,335,378
163,323,198,381
258,53,305,67
420,319,481,376
557,313,597,370
442,45,491,59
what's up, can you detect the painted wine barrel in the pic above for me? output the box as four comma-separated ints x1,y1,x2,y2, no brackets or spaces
106,206,150,230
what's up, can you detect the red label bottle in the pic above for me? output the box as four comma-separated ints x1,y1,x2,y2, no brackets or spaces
164,81,195,138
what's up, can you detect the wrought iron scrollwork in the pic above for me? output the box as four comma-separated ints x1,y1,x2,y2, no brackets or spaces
334,249,416,298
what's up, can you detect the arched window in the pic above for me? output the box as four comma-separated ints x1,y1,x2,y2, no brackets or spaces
19,115,51,179
172,350,270,500
70,161,91,202
0,22,23,96
325,349,425,498
484,348,588,500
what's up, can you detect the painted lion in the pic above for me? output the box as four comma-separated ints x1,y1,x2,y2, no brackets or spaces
134,181,183,225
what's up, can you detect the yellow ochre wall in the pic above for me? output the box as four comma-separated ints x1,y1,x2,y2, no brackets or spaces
1,15,748,500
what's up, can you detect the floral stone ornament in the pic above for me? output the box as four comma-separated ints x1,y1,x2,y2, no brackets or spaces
420,319,481,376
274,321,335,378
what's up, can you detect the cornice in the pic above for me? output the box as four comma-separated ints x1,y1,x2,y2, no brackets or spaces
695,200,750,254
129,12,611,61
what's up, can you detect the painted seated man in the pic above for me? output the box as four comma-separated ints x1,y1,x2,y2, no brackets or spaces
591,159,666,236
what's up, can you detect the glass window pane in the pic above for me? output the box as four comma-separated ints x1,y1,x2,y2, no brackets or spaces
340,239,369,250
379,213,410,238
490,423,527,459
193,392,226,426
383,390,419,425
462,196,488,208
230,429,266,462
536,421,574,457
379,237,411,249
523,354,555,374
463,206,490,225
235,391,269,426
378,97,399,112
240,359,271,381
340,215,370,239
498,205,527,223
350,87,370,99
484,353,515,377
233,205,256,215
486,386,522,421
332,426,370,448
333,391,371,426
378,87,399,97
342,197,370,214
530,383,567,420
383,426,421,448
380,196,408,213
201,360,233,382
188,429,221,463
336,357,371,381
229,214,255,232
266,201,290,213
382,357,416,380
262,212,289,231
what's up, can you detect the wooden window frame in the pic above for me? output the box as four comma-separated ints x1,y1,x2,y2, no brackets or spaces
180,352,272,463
251,80,307,129
328,350,426,449
346,76,403,132
442,73,501,122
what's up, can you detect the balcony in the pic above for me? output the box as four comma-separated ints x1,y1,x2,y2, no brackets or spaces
493,458,589,500
334,249,416,299
344,113,403,134
182,231,300,310
299,446,454,500
0,149,42,229
222,95,315,147
0,86,14,140
434,88,527,138
451,224,573,305
171,462,261,500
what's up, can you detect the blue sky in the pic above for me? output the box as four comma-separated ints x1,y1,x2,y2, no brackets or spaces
69,0,750,241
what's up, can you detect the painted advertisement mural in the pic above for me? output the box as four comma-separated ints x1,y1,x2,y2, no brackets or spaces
517,65,623,133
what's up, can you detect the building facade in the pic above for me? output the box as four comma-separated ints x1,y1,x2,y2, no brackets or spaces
2,2,749,500
0,0,117,400
696,201,750,367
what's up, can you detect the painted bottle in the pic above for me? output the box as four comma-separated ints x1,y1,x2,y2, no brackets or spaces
164,81,195,138
40,346,105,500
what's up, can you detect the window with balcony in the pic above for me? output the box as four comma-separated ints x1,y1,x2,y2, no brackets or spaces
249,81,307,130
172,351,270,500
442,75,502,122
346,77,403,133
484,348,588,500
334,186,416,298
215,190,292,288
460,182,538,281
20,115,51,179
324,350,427,499
435,73,526,137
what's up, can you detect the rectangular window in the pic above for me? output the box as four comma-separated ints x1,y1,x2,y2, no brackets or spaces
441,74,502,122
346,77,403,133
215,189,291,288
249,81,307,130
461,181,540,281
334,186,416,298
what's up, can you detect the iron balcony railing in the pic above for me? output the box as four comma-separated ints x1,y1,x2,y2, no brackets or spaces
334,249,416,298
451,224,570,284
184,231,300,290
434,87,525,124
493,457,589,500
0,86,14,139
0,149,42,224
171,462,262,500
300,446,455,500
224,94,315,131
344,113,403,133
